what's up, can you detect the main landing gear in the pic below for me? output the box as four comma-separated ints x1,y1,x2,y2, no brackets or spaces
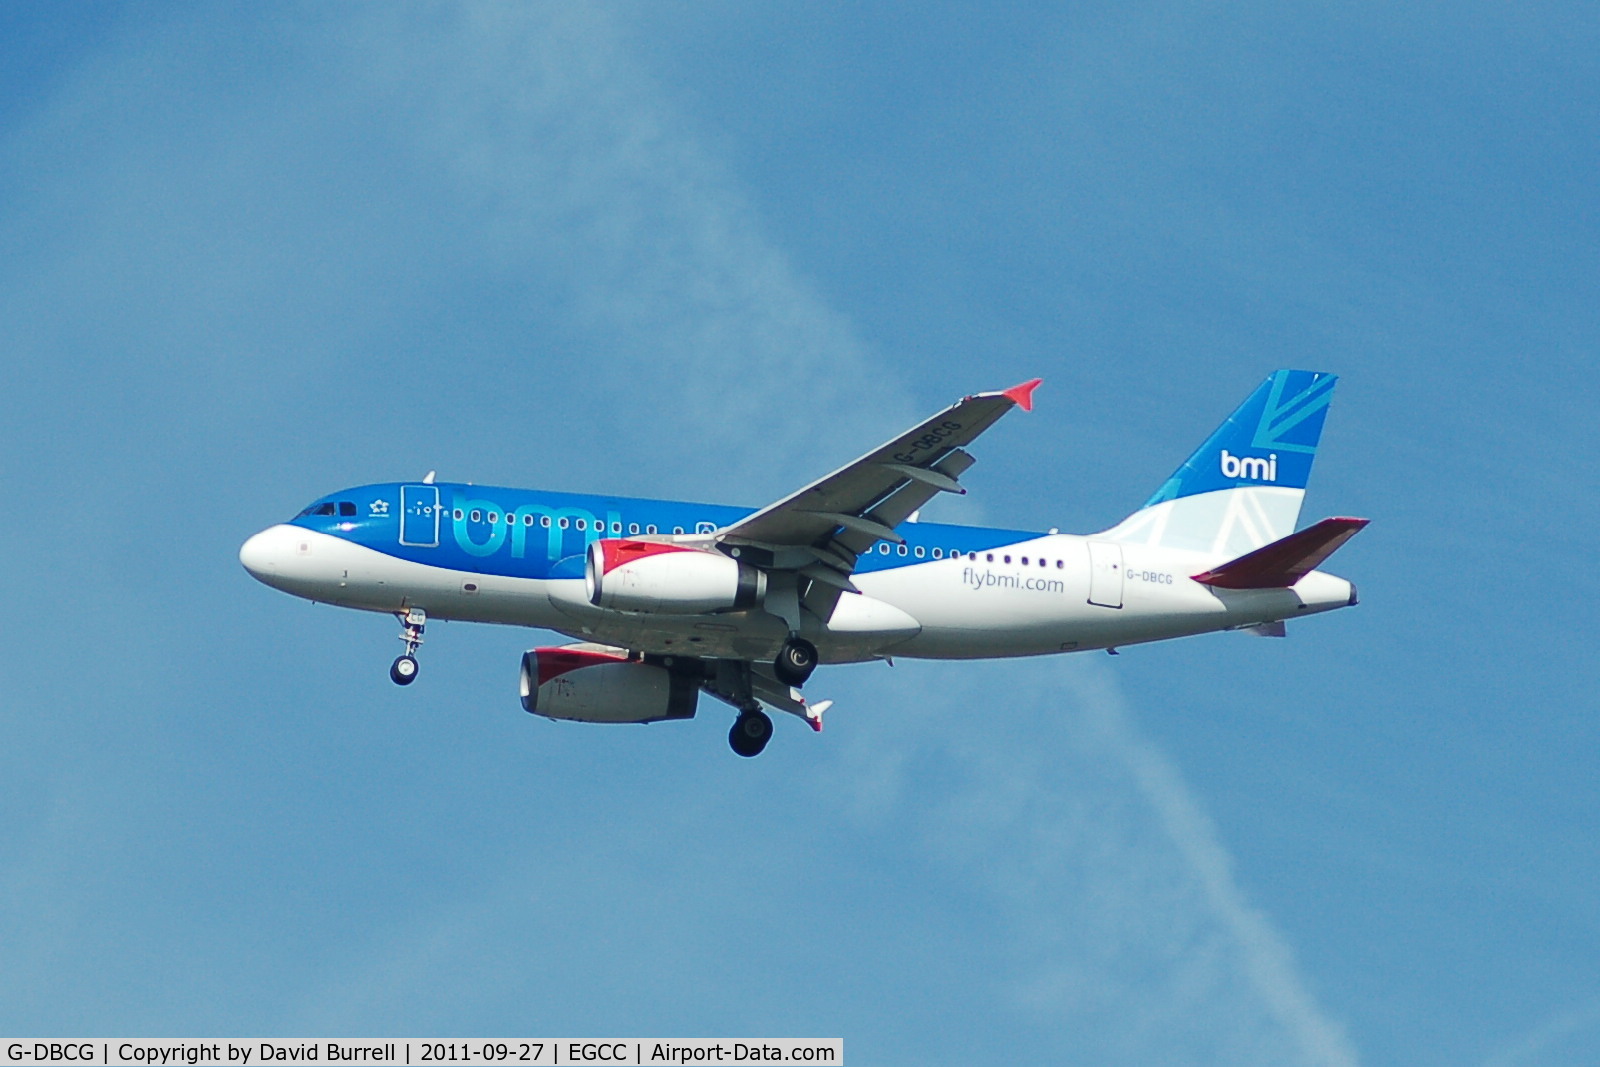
390,608,426,686
729,708,774,758
721,637,815,755
772,636,818,687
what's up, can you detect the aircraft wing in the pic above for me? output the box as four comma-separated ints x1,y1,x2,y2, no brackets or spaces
714,379,1041,619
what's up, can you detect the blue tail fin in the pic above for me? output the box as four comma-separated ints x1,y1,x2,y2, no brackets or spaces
1101,370,1338,556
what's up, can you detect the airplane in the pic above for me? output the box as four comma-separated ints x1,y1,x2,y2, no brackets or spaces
240,369,1366,757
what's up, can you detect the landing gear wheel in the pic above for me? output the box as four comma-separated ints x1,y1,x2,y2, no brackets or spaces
391,608,426,687
390,654,419,686
772,637,818,687
729,709,773,757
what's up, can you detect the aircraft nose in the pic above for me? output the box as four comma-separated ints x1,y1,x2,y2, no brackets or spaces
240,524,298,584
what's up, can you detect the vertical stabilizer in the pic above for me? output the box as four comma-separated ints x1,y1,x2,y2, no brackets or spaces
1098,370,1337,556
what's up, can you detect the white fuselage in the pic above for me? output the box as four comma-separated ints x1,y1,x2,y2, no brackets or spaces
240,523,1355,664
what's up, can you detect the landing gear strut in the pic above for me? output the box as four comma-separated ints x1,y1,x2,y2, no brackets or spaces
772,636,818,687
390,608,426,686
729,708,774,757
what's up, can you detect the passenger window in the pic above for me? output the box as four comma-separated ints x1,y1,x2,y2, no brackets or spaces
647,525,658,534
629,524,640,535
489,513,499,525
932,548,943,559
612,522,622,534
540,516,551,528
558,518,569,529
986,553,993,563
673,527,684,535
453,509,464,521
524,514,535,526
1056,560,1064,569
878,543,890,554
1021,556,1029,565
915,546,925,558
897,545,908,556
575,519,586,531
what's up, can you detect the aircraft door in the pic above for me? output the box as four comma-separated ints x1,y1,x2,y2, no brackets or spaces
400,485,441,547
1087,541,1124,609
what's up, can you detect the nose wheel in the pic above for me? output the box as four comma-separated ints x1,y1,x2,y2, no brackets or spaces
391,608,426,685
390,654,419,685
729,708,773,757
772,636,818,687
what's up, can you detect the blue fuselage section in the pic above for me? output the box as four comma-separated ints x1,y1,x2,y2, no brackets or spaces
291,482,1038,580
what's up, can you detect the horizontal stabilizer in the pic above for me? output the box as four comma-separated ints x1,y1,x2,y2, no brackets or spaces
1244,621,1287,637
1192,517,1369,589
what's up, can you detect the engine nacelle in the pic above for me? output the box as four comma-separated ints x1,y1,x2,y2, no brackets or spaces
520,647,699,724
585,539,765,614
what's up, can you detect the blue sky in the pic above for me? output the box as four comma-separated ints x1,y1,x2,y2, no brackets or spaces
1,4,1597,1063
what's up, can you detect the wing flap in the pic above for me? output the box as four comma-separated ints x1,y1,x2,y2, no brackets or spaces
1192,516,1369,589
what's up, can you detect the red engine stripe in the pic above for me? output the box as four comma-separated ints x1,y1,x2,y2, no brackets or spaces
535,648,628,686
599,538,695,575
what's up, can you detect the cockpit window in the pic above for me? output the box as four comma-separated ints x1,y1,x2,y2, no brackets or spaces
313,503,336,516
338,502,357,517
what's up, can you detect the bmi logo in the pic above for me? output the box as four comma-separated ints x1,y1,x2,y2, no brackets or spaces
1220,449,1277,482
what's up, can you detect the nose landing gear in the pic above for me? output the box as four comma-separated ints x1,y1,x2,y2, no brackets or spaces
390,608,426,685
389,655,419,685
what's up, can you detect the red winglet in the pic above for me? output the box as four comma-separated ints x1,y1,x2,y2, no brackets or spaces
1192,517,1370,589
1002,378,1043,412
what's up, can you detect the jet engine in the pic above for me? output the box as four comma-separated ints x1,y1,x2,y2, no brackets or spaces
520,647,699,723
585,539,765,614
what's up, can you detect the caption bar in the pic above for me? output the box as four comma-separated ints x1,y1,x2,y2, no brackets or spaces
4,1043,841,1067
